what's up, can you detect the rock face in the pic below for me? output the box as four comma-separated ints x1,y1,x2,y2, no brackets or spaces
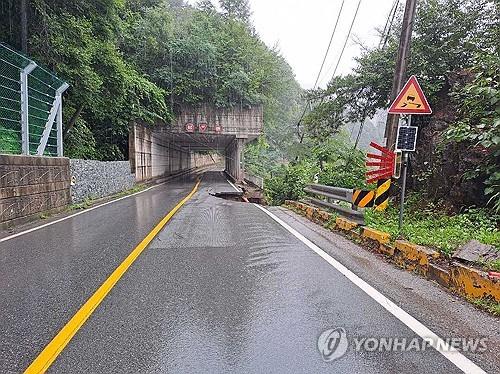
69,159,135,203
410,76,490,210
452,240,499,264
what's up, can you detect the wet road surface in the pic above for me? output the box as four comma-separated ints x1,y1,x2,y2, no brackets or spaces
1,170,498,373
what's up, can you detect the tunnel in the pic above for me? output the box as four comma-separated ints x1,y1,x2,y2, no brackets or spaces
129,104,263,182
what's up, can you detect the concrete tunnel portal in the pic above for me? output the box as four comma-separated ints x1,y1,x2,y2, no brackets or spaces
130,104,263,182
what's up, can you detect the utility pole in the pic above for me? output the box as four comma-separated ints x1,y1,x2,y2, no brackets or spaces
20,0,28,53
384,0,417,150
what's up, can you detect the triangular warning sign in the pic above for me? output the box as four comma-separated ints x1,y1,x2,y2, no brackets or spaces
388,75,432,115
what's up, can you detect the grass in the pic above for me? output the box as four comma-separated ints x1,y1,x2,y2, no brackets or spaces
68,198,94,211
323,213,339,230
115,184,146,198
469,297,500,316
479,259,500,272
365,193,500,255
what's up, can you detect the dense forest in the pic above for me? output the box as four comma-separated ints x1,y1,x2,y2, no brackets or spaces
0,0,302,161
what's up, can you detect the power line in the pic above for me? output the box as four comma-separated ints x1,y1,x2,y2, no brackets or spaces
322,0,363,83
312,0,345,90
379,0,399,47
295,1,347,131
381,0,400,49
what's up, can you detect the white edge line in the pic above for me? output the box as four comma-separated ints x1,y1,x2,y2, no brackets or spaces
0,183,161,244
223,172,241,192
253,203,486,374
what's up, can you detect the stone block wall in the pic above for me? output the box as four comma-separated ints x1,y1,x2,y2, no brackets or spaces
70,159,135,203
0,155,71,225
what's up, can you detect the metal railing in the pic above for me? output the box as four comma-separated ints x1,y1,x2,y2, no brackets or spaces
0,43,68,156
303,183,365,224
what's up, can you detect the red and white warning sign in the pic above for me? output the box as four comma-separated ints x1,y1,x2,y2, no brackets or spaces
185,122,195,132
199,123,208,132
215,124,222,133
388,75,432,115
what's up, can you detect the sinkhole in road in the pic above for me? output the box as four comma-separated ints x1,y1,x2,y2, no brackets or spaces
210,189,265,204
210,191,246,202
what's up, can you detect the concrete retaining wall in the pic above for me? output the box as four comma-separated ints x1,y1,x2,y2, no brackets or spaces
0,154,71,225
173,103,263,136
244,171,264,189
70,159,135,203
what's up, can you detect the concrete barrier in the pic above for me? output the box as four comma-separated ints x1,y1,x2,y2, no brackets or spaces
284,200,500,304
0,154,71,226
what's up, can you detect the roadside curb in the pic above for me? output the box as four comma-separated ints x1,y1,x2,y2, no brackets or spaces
284,200,500,304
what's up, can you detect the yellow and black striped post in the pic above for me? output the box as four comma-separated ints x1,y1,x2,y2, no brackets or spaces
374,179,391,211
352,189,375,208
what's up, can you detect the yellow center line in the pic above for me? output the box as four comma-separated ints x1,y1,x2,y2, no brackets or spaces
25,179,201,373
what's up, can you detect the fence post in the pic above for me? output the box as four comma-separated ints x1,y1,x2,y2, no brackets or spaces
20,62,36,155
56,83,69,157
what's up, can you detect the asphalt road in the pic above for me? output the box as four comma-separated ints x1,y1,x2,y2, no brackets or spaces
1,170,498,373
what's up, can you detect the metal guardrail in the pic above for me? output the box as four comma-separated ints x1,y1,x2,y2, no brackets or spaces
303,183,365,224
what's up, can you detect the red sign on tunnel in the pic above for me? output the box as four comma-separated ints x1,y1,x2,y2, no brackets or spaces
185,122,195,133
199,123,208,132
215,125,222,133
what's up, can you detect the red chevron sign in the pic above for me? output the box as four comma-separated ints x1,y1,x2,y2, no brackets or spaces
366,142,396,184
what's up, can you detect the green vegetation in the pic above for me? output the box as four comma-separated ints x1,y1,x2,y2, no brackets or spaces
444,55,500,212
324,214,339,230
264,160,318,206
0,127,20,154
299,0,499,211
68,198,95,212
469,297,500,317
1,0,301,160
260,134,370,205
68,184,147,211
479,259,500,273
365,194,499,255
244,0,499,255
115,184,147,198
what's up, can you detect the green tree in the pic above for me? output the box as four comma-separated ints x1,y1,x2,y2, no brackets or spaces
219,0,251,23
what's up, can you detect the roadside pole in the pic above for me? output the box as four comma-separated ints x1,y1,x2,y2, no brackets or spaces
398,151,409,232
384,0,418,150
398,116,411,233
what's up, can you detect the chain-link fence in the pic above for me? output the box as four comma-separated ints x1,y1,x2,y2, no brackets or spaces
0,43,68,156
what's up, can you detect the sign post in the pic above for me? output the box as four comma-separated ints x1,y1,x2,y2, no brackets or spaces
398,116,411,232
388,75,432,233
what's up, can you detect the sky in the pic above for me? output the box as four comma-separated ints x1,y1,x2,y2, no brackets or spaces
249,0,396,89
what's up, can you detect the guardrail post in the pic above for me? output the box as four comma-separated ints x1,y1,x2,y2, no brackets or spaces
20,62,37,155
